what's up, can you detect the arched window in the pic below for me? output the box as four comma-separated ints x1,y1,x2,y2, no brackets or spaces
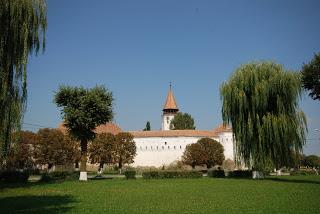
157,146,158,150
168,146,170,149
162,146,164,150
146,146,147,150
180,145,182,149
174,146,176,149
165,142,167,145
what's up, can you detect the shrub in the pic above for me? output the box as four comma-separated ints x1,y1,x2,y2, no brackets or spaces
0,170,30,183
142,170,202,179
124,170,136,179
228,170,252,178
208,170,225,178
290,170,318,176
41,171,79,182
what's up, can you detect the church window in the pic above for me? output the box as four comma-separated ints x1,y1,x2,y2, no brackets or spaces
180,145,182,149
146,146,148,150
157,146,158,150
168,146,170,149
140,146,142,150
174,146,176,149
151,146,153,150
165,142,167,145
162,146,164,150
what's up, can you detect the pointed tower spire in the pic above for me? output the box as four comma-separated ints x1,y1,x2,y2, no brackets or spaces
163,83,179,111
162,83,179,130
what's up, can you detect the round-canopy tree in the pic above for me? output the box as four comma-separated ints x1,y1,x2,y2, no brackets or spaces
88,133,115,172
0,0,47,160
55,85,113,181
197,138,225,168
170,112,196,130
114,132,136,174
220,62,307,176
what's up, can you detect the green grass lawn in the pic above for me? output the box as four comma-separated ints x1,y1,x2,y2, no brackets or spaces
1,176,320,214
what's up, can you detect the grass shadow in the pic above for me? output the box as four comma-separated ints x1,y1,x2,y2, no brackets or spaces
0,195,75,213
265,177,320,185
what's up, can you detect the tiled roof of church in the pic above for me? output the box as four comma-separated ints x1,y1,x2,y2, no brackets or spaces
130,130,217,138
163,86,179,110
57,122,123,135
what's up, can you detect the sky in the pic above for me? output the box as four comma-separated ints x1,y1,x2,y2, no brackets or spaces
24,0,320,155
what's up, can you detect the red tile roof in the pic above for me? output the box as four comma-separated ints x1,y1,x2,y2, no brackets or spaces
129,130,218,138
57,122,123,135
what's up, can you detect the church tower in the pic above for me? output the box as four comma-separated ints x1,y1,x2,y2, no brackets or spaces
162,84,179,130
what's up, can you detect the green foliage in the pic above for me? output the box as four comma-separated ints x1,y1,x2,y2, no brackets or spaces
54,85,114,176
54,85,114,142
290,170,318,176
142,170,202,179
0,0,47,159
0,170,29,183
304,155,320,169
220,62,307,169
170,112,196,130
124,170,136,179
114,132,136,169
208,170,225,178
227,170,252,178
143,121,151,131
301,53,320,100
182,138,225,168
41,171,79,182
88,133,115,169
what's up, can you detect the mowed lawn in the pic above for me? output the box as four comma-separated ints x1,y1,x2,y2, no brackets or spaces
1,176,320,214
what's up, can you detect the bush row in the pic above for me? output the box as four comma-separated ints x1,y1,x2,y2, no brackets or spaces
290,170,318,176
0,170,30,183
124,170,136,179
208,170,252,178
41,171,79,182
142,170,202,179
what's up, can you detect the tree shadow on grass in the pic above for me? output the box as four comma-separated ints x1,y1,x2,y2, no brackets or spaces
0,181,59,190
265,177,320,185
0,195,76,214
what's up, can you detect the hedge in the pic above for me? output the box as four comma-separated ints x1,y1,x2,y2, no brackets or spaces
290,170,318,176
124,170,136,179
228,170,252,178
208,170,225,178
41,171,79,182
0,170,30,183
142,170,202,179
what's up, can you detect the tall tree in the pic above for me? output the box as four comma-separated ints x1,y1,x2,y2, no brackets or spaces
143,121,151,131
54,85,113,180
88,133,115,172
220,62,307,176
0,0,47,159
301,53,320,101
114,132,136,173
170,112,196,130
34,128,79,170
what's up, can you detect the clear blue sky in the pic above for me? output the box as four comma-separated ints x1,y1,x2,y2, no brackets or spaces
24,0,320,155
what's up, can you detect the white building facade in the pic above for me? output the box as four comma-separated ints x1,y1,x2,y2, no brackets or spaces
130,86,235,167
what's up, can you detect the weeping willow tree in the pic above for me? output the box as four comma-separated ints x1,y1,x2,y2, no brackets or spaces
220,62,307,170
0,0,47,160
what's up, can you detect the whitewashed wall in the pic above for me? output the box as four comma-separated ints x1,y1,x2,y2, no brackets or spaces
132,133,234,167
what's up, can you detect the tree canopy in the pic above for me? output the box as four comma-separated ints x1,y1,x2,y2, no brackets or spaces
182,138,224,169
0,0,47,159
301,53,320,101
170,112,196,130
88,133,115,170
54,85,114,180
220,62,307,170
34,128,79,170
143,121,151,131
114,132,136,172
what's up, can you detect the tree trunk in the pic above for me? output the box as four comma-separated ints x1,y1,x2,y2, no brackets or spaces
252,171,264,179
79,139,88,181
119,161,122,175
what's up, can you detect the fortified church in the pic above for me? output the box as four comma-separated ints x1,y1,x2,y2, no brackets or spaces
58,86,235,167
